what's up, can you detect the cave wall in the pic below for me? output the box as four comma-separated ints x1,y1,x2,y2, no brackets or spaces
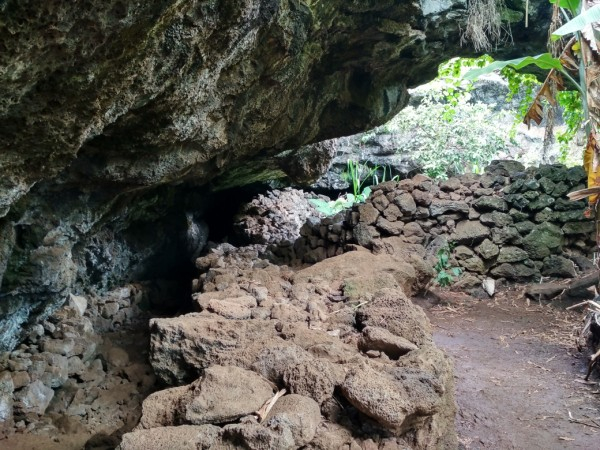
0,0,550,351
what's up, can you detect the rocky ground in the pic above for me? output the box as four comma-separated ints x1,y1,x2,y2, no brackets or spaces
0,238,458,449
1,172,599,449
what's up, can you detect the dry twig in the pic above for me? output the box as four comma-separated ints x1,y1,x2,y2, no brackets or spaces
255,389,286,423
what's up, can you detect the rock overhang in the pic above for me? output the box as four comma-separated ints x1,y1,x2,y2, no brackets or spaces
0,0,550,351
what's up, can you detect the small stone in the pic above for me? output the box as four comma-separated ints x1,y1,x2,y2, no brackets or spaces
535,164,567,182
486,160,525,174
439,177,461,191
119,425,221,450
340,364,442,432
472,196,508,212
412,189,432,207
553,210,587,222
67,356,85,376
106,347,130,368
41,352,69,388
11,371,30,390
454,246,474,260
566,166,587,185
479,211,513,227
491,227,522,245
522,223,563,260
264,394,321,447
402,222,424,243
508,208,529,221
457,255,486,274
468,208,480,220
452,274,481,289
538,177,555,194
358,326,418,360
251,307,271,320
250,286,269,303
563,221,594,235
527,194,555,211
490,263,538,279
415,206,430,219
522,179,540,192
40,338,75,357
412,174,432,190
473,188,494,197
283,360,340,405
503,179,524,194
185,366,273,425
68,294,87,316
514,221,536,235
101,302,119,319
382,203,402,221
371,194,389,212
552,181,569,197
397,179,414,192
15,380,54,415
482,278,495,297
504,194,528,209
358,203,380,225
474,239,499,260
206,298,254,320
376,217,403,236
497,246,529,263
542,255,577,278
429,199,469,217
354,224,377,248
394,193,417,217
0,372,14,430
452,221,490,245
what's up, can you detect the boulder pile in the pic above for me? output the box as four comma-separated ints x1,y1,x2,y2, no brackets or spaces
233,188,324,246
123,242,457,449
0,283,165,443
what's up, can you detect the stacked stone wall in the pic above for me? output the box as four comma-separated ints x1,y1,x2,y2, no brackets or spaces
295,161,595,281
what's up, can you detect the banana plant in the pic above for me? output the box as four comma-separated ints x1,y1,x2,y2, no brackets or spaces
465,0,600,205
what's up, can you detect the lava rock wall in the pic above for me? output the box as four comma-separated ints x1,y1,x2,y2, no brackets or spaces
293,161,594,281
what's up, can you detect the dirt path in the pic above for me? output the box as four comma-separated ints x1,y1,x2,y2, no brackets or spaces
418,288,600,450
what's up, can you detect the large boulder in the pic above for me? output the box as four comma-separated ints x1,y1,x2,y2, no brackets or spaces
340,363,443,432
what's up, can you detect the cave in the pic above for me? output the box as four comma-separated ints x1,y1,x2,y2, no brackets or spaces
3,1,598,449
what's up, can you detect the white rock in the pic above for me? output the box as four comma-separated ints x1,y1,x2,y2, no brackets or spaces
16,380,54,415
482,278,495,297
68,293,88,316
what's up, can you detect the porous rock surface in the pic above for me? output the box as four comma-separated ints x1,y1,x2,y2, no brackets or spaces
0,0,549,352
133,242,456,449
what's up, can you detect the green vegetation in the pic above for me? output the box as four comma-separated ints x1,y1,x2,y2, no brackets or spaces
434,245,462,287
309,160,396,216
462,0,600,170
385,58,509,179
381,51,584,178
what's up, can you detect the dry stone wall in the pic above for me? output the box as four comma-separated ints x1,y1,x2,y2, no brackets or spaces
294,161,594,281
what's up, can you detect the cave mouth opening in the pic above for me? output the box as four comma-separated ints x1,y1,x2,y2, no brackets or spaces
102,181,282,317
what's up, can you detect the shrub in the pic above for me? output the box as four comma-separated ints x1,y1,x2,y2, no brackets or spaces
386,91,509,179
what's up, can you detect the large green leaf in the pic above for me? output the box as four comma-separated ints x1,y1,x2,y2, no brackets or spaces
552,5,600,41
463,54,563,80
549,0,580,14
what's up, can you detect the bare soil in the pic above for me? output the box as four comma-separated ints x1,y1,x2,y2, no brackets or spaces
418,286,600,450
